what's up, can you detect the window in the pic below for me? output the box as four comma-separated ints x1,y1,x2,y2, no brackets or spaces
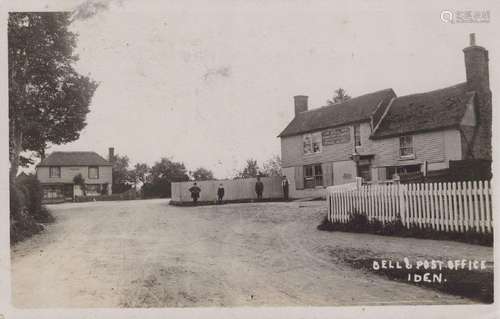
399,135,414,158
386,164,421,180
43,186,62,199
49,166,61,178
303,132,322,155
88,166,99,179
354,124,361,147
304,164,323,188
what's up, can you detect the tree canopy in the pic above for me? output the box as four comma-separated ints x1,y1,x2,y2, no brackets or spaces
235,159,261,179
142,158,190,198
8,12,98,179
110,153,132,194
262,155,282,177
191,167,215,181
326,88,351,106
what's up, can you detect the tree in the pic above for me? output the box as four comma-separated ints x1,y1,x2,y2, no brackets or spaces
142,158,190,198
235,159,261,179
262,155,282,177
9,13,98,180
129,163,150,189
73,173,86,196
326,88,351,106
191,167,215,181
109,153,132,193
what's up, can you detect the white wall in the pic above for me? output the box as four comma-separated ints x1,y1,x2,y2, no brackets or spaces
171,176,284,202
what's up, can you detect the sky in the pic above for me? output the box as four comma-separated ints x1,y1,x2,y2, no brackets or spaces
16,0,499,178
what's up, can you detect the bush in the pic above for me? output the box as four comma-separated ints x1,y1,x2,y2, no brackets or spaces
10,174,55,244
17,174,54,223
10,182,44,244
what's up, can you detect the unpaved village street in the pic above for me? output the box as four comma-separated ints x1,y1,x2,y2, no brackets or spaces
11,199,493,307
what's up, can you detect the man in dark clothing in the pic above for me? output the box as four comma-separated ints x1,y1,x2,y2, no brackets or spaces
189,182,201,204
217,183,225,203
255,176,264,201
282,176,289,200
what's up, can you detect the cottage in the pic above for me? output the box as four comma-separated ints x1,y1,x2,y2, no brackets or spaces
36,148,114,201
279,34,491,198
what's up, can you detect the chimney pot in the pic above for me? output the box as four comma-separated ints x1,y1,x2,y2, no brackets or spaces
470,33,476,46
294,95,308,116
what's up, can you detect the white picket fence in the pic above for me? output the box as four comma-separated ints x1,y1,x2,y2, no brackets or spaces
327,181,493,233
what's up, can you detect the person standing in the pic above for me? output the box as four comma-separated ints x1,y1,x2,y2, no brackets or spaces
217,183,225,203
282,176,289,200
255,176,264,201
188,182,201,205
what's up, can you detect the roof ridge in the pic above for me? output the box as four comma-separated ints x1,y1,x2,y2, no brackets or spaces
299,88,394,114
393,82,467,100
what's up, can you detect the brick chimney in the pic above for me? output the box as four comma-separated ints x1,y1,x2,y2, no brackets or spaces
108,147,114,162
294,95,308,116
463,33,489,92
462,33,492,161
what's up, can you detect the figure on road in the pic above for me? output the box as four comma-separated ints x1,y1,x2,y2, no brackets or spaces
255,176,264,201
282,176,289,200
189,182,201,205
217,183,225,203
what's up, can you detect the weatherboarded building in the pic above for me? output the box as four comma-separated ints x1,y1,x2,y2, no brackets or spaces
279,34,491,198
36,148,114,201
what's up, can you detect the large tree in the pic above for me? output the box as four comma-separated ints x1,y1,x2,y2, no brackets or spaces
142,158,190,198
8,12,98,180
129,163,150,189
110,153,132,193
326,88,351,106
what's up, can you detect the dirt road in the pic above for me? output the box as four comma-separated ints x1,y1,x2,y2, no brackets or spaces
11,199,493,307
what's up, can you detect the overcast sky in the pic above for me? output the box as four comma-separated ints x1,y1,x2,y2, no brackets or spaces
17,0,499,178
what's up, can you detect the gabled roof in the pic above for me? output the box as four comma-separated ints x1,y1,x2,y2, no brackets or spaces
278,89,396,137
37,151,112,167
371,83,474,139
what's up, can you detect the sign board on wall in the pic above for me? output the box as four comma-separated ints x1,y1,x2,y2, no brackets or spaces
322,126,351,145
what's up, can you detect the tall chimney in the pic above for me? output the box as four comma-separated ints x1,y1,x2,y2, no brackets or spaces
463,33,489,92
294,95,308,116
108,147,114,162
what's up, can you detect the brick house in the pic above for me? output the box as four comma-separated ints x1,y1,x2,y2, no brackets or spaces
36,148,114,201
279,34,491,198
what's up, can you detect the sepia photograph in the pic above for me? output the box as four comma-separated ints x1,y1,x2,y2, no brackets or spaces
2,0,499,318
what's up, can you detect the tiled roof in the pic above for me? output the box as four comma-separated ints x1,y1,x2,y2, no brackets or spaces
37,151,112,167
278,89,396,137
371,83,473,139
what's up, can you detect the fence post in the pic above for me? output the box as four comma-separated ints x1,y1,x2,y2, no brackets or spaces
466,181,474,231
472,181,480,232
485,181,492,233
463,181,470,231
478,181,486,233
399,184,405,227
456,182,464,232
